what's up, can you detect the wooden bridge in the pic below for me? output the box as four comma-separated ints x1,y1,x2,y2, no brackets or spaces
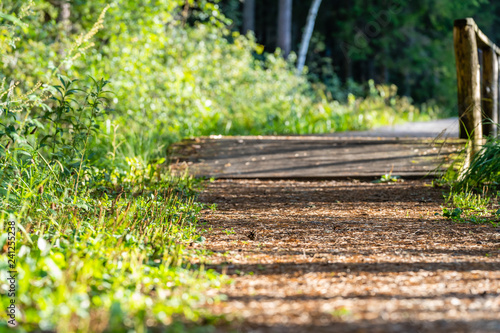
170,18,499,180
169,134,463,180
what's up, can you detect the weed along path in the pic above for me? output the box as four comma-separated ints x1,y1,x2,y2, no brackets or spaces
197,179,500,332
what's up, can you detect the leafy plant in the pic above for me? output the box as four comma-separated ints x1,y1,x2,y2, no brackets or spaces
372,169,402,184
223,228,235,236
442,207,463,219
440,136,500,227
456,137,500,192
441,190,498,226
0,4,227,331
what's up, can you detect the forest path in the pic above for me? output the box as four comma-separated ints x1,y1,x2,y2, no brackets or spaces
197,179,500,332
327,117,459,138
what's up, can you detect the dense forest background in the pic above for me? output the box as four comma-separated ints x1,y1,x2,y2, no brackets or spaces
3,0,500,128
219,0,500,109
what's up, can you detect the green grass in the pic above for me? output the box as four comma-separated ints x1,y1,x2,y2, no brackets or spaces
441,137,500,227
0,163,226,331
442,190,499,227
0,75,227,332
457,138,500,191
0,166,226,332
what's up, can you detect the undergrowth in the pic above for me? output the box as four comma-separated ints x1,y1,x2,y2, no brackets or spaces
0,73,226,331
0,5,225,332
441,137,500,227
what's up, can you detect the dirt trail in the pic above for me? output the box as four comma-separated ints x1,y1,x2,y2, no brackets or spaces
198,179,500,333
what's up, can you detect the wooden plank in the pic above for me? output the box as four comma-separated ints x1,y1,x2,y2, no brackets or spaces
455,18,500,56
475,23,500,55
482,48,498,137
169,136,464,179
454,19,483,152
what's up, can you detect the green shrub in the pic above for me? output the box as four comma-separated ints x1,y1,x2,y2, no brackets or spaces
1,4,225,331
0,71,224,331
3,0,434,163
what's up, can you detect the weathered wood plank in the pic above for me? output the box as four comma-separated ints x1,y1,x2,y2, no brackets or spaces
454,19,482,151
455,18,500,55
482,48,498,137
169,136,464,179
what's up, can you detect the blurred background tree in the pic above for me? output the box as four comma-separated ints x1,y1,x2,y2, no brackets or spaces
220,0,499,111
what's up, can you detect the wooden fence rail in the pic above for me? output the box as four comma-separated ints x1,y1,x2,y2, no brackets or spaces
454,18,499,154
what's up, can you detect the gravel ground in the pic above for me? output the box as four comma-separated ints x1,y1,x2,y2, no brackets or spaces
197,179,500,333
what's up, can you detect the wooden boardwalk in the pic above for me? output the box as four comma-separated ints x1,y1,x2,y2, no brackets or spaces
169,135,464,179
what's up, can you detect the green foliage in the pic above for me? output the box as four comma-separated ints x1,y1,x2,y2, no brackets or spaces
0,75,110,205
0,172,225,331
372,173,402,184
81,7,431,154
280,0,494,110
441,138,500,227
0,71,225,331
442,207,463,219
441,190,498,227
0,4,225,331
457,138,500,191
449,191,491,211
2,0,433,164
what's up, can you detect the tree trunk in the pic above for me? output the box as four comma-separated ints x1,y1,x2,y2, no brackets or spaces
381,47,390,83
381,65,389,83
277,0,292,57
243,0,255,34
367,57,375,81
344,44,353,82
296,0,322,74
58,1,71,34
404,71,412,97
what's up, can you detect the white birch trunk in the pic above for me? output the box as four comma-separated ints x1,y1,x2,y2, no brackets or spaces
296,0,322,74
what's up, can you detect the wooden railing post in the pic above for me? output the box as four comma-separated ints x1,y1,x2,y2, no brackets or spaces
482,48,498,137
454,18,482,153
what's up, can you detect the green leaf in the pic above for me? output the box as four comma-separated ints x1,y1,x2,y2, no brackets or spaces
195,236,206,243
38,237,49,252
0,233,7,249
0,12,27,27
442,207,462,219
452,208,462,218
43,257,63,281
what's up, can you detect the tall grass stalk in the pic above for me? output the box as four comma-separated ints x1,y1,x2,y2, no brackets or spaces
457,137,500,192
